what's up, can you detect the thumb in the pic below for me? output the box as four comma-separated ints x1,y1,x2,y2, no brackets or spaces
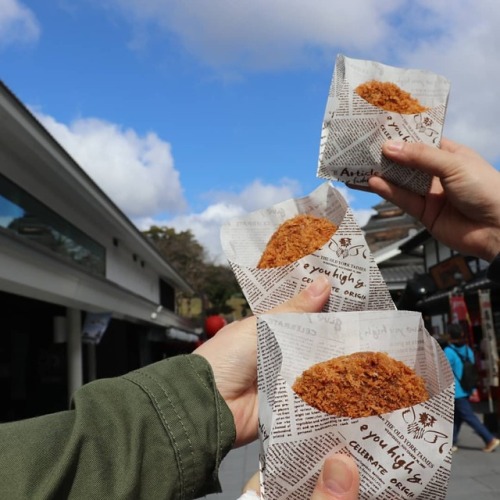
381,140,464,179
269,275,331,314
311,454,360,500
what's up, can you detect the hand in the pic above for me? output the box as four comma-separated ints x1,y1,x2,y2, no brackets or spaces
365,138,500,262
194,276,332,447
242,453,359,500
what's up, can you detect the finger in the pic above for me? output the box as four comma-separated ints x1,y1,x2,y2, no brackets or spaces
269,276,331,315
440,137,481,159
368,175,425,220
439,137,462,153
381,140,461,178
311,454,360,500
345,182,374,193
243,471,260,494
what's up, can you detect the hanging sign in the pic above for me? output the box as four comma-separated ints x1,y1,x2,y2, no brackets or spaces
81,312,112,344
478,289,499,387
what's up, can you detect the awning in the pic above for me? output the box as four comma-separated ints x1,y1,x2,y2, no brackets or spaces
165,327,201,343
415,270,495,311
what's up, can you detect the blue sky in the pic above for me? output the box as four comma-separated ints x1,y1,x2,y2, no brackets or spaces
1,0,499,263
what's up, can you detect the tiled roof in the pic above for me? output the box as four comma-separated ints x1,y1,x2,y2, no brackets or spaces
380,264,424,290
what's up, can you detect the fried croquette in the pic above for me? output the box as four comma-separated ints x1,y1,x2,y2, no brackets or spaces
257,214,337,268
292,351,429,418
355,80,428,114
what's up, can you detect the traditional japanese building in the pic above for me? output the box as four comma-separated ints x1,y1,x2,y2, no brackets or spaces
362,199,424,303
0,82,196,422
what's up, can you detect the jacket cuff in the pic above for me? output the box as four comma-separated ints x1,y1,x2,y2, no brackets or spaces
125,354,236,497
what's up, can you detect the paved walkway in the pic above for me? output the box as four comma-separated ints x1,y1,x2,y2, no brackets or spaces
206,413,500,499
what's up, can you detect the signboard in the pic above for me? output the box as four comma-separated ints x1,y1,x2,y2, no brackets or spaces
430,255,473,290
478,289,499,387
81,312,112,344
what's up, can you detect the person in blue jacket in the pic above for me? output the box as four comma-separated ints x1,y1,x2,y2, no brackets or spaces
444,324,500,452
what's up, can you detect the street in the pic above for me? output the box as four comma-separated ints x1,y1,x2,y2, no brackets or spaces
206,413,500,499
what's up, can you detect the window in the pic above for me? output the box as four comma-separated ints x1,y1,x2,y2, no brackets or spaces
0,173,105,276
159,279,175,311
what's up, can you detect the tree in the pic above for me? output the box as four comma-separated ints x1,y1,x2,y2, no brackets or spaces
203,263,242,314
143,226,206,291
143,226,244,317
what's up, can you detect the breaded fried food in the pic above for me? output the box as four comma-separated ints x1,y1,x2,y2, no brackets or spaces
355,80,428,114
292,351,429,418
257,214,337,268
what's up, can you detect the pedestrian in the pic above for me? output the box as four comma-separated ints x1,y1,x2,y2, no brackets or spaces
4,135,500,498
444,323,500,452
352,137,500,450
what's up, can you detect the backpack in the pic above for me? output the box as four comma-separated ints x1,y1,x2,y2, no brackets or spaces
451,347,479,393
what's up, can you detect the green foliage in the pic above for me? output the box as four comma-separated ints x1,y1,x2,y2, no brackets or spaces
143,225,244,314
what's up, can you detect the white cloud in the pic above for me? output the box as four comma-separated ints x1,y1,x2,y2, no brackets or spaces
396,0,500,162
34,109,307,262
36,112,188,218
102,0,402,70
137,179,303,263
204,178,301,212
136,180,374,264
0,0,40,47
35,114,372,264
99,0,500,162
137,203,245,264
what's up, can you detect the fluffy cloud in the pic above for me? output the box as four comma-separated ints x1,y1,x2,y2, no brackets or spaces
101,0,500,160
395,0,500,161
204,178,301,212
36,109,311,262
102,0,402,70
136,203,245,264
37,113,188,218
0,0,40,47
137,180,374,264
136,179,303,263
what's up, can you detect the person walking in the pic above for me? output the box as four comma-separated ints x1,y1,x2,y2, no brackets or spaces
444,323,500,452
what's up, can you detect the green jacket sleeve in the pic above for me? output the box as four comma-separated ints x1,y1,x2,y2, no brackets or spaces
0,354,236,499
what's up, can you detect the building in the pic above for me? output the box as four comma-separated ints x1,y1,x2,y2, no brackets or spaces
364,202,500,412
363,199,424,303
0,82,196,422
396,229,496,336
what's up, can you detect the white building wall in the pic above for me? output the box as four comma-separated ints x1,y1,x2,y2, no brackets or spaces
1,145,164,305
105,242,160,304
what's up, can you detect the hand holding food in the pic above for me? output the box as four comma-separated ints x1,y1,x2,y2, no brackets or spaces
365,138,500,262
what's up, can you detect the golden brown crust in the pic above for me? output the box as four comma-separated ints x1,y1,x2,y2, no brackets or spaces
355,80,428,114
257,214,337,269
292,351,429,418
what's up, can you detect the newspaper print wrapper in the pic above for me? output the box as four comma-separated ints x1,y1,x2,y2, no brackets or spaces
220,182,394,314
317,54,451,195
257,310,455,499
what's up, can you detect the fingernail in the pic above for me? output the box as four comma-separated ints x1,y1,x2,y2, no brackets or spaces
322,457,353,494
384,140,404,153
306,276,330,297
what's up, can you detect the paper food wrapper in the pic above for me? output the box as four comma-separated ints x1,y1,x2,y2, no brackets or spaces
257,310,454,499
317,54,451,195
220,182,394,314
